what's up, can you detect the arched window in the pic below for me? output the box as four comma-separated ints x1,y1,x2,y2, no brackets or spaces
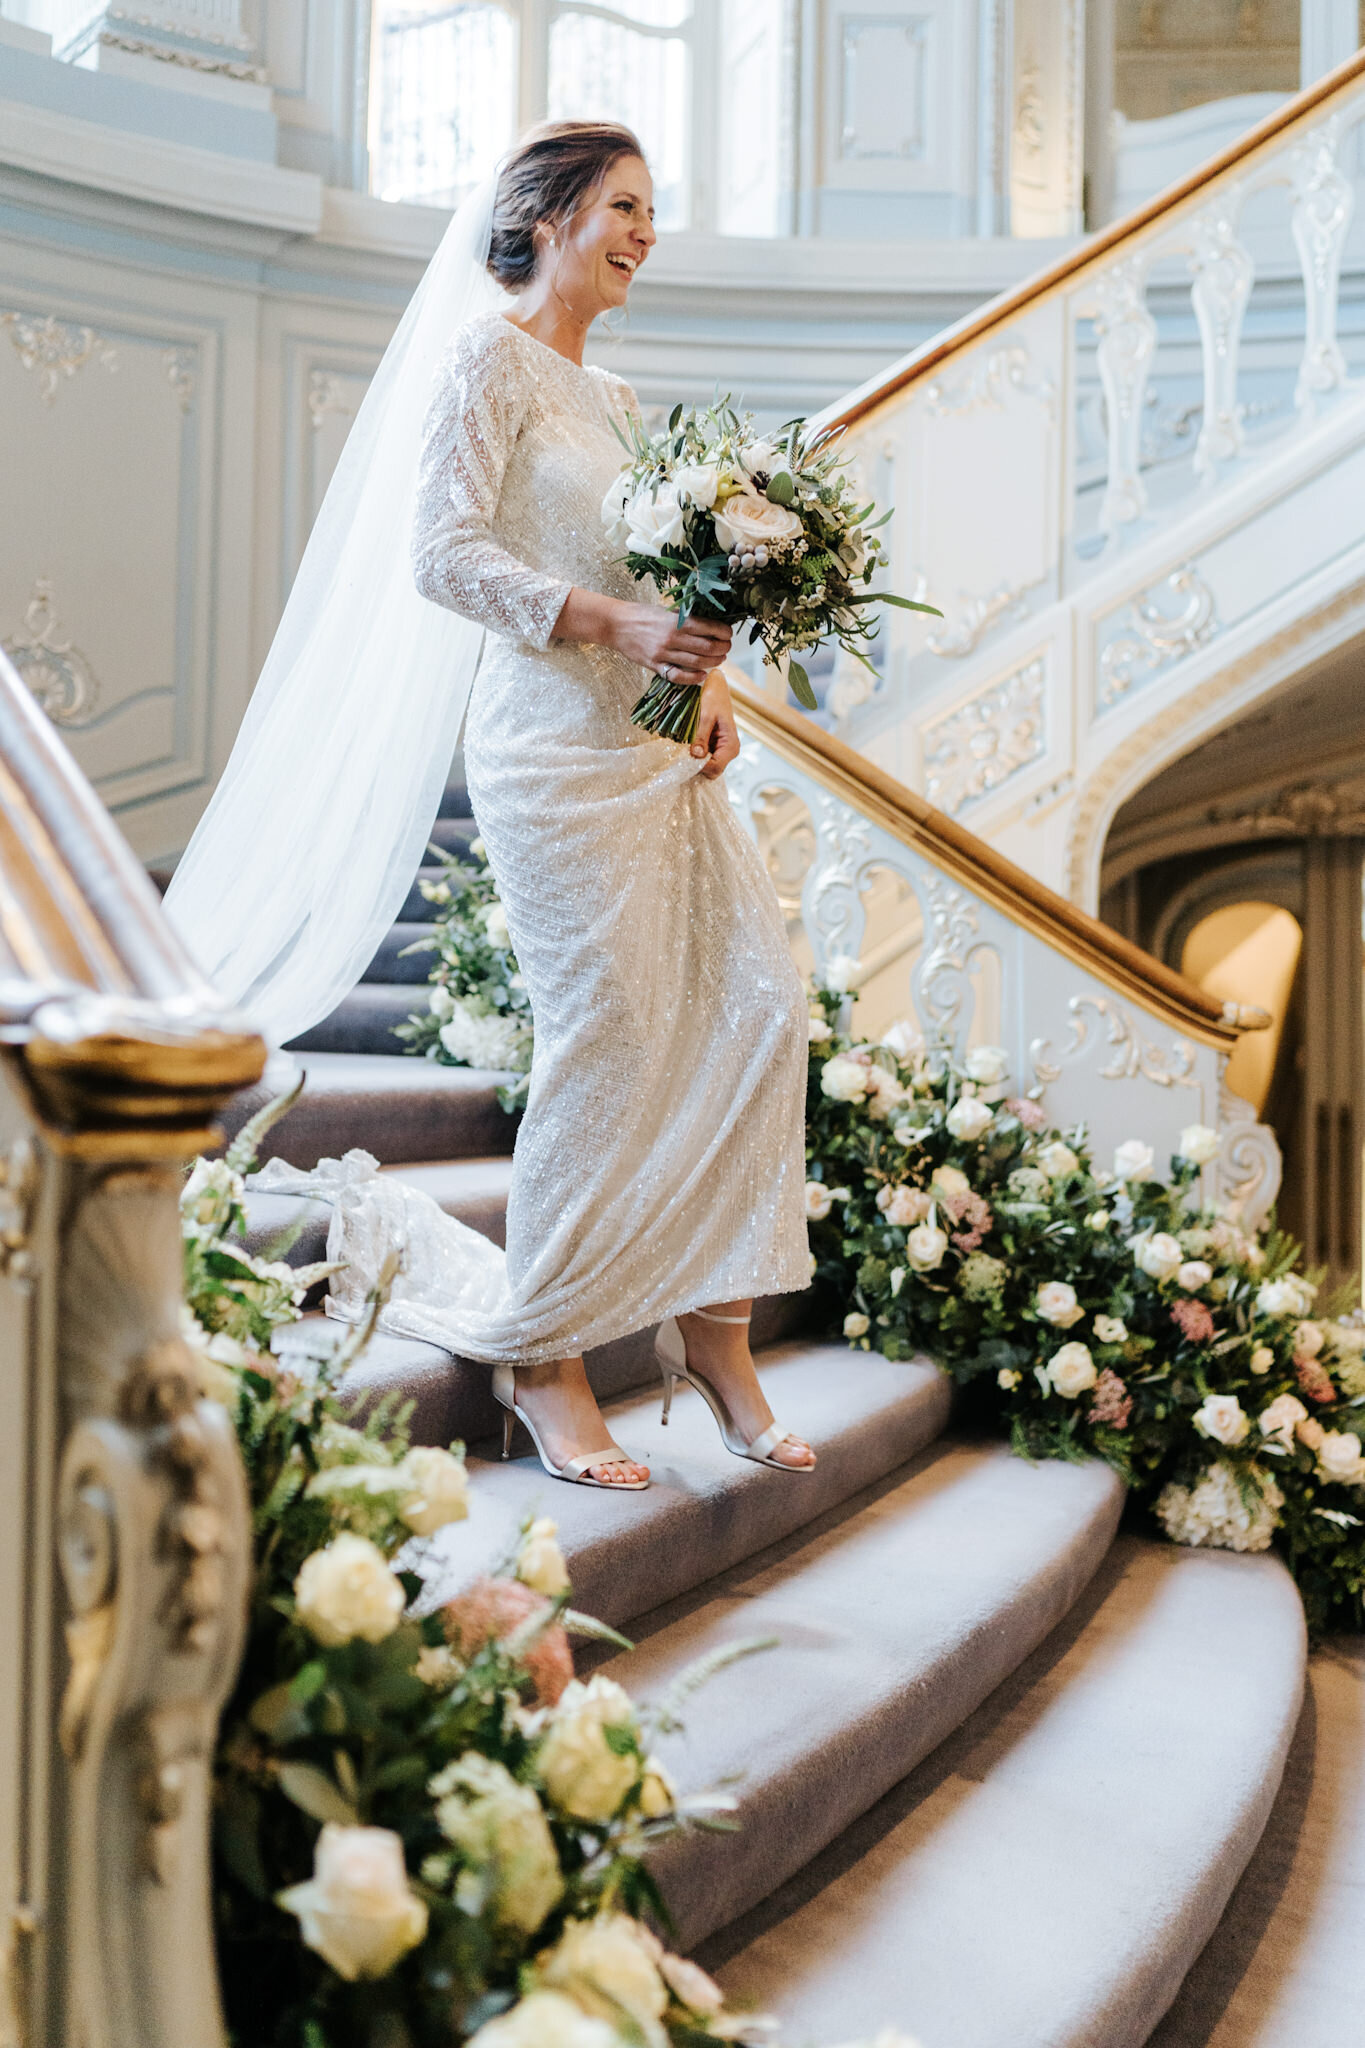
367,0,789,234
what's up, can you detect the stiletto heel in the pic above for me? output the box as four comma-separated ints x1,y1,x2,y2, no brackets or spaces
491,1362,648,1490
653,1312,814,1472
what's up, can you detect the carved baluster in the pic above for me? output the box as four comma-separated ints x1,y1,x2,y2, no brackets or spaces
1092,252,1157,537
1290,119,1353,407
1187,190,1253,477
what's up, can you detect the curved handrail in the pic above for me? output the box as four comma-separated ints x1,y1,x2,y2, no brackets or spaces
820,43,1365,435
0,650,265,1147
731,679,1265,1052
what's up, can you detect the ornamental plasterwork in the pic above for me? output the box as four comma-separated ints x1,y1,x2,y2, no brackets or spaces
307,370,355,430
1096,564,1219,709
923,656,1045,816
1030,994,1198,1091
922,344,1057,422
98,29,267,79
163,346,196,414
1212,773,1365,840
915,877,984,1042
2,582,101,726
924,575,1047,658
1,312,117,404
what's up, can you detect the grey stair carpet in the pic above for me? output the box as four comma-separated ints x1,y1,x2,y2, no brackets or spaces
595,1438,1124,1952
286,982,433,1054
220,1052,517,1166
1148,1636,1365,2048
362,924,440,984
706,1534,1307,2048
411,1346,953,1631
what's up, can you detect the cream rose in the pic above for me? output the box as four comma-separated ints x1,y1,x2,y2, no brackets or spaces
277,1824,427,1981
997,1367,1021,1389
1094,1315,1128,1344
887,1185,931,1227
929,1164,970,1201
904,1222,949,1272
672,461,719,510
808,1014,833,1044
881,1019,923,1061
397,1446,469,1536
537,1914,668,2048
843,1311,871,1338
1258,1394,1308,1449
1134,1232,1183,1281
1178,1123,1222,1166
467,1991,618,2048
1176,1260,1213,1292
1317,1431,1365,1485
1114,1138,1155,1182
637,1754,676,1819
1297,1416,1326,1451
482,902,511,949
1257,1275,1316,1318
1037,1141,1079,1179
1249,1345,1275,1374
1036,1281,1084,1329
1086,1209,1111,1233
517,1516,570,1599
1193,1394,1250,1447
713,486,804,555
294,1534,405,1648
965,1045,1009,1086
820,1054,868,1103
536,1676,639,1822
430,1752,563,1936
1045,1342,1097,1398
805,1180,834,1220
946,1095,993,1141
1293,1320,1325,1359
625,484,685,557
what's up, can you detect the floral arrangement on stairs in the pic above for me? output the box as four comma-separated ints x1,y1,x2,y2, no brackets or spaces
179,1118,779,2048
802,989,1365,1634
394,839,533,1113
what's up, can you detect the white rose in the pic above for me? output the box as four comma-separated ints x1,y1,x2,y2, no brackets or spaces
482,901,511,949
1086,1210,1111,1233
1134,1232,1183,1281
1114,1139,1155,1182
822,953,859,994
428,984,455,1023
1249,1344,1275,1374
601,471,634,547
805,1180,834,1220
468,1992,619,2048
843,1312,870,1338
1293,1320,1325,1359
882,1019,923,1061
536,1677,639,1822
808,1014,832,1044
1258,1394,1308,1449
1193,1394,1250,1447
396,1446,469,1536
672,461,719,510
537,1914,668,2048
638,1754,676,1819
1036,1281,1084,1329
1094,1315,1128,1343
965,1045,1009,1086
887,1185,929,1227
820,1055,868,1103
294,1534,405,1648
430,1752,563,1936
1317,1431,1365,1485
1037,1141,1079,1179
904,1222,948,1272
713,486,804,555
1176,1261,1213,1292
946,1096,993,1142
625,484,685,558
1178,1123,1222,1166
930,1164,970,1201
738,438,782,478
1257,1276,1316,1319
1045,1341,1097,1397
997,1367,1021,1389
517,1516,570,1599
277,1824,427,1981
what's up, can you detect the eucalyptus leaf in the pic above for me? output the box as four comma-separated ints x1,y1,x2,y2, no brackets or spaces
787,660,818,711
765,470,796,506
278,1761,359,1828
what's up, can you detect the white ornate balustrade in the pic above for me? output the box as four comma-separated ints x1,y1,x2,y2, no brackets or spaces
815,50,1365,912
731,687,1282,1230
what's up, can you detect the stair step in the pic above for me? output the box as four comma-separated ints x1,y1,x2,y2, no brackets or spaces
243,1155,517,1269
409,1344,953,1632
286,982,426,1054
427,816,477,854
1148,1636,1365,2048
362,924,439,985
220,1051,517,1166
705,1534,1306,2048
437,775,470,820
597,1437,1124,1953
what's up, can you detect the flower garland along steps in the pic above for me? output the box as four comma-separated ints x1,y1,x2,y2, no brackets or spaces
804,988,1365,1634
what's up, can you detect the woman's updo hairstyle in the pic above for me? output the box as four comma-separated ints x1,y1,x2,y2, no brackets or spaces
488,120,645,292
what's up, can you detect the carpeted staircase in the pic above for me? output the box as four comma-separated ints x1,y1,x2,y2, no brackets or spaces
219,775,1330,2046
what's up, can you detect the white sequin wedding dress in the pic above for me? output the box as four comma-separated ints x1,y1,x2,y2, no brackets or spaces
260,313,809,1364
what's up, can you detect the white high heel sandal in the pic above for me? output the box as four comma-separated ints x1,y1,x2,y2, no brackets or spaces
491,1364,649,1490
654,1308,814,1471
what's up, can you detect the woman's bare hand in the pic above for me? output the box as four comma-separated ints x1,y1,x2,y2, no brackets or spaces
691,670,740,780
607,602,732,678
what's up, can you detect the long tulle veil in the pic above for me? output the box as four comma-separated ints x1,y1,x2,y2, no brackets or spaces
164,181,502,1048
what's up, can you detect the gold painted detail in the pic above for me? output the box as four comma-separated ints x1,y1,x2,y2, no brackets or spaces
0,313,116,405
2,582,100,727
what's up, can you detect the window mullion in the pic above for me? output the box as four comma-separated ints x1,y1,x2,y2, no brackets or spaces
690,0,717,235
520,0,551,130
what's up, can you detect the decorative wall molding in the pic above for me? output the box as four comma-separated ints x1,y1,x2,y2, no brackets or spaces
1212,772,1365,838
922,654,1046,814
306,367,355,430
96,28,269,82
1096,564,1220,708
0,311,117,404
1,583,101,727
924,575,1046,657
163,346,197,414
921,343,1056,420
1031,992,1199,1091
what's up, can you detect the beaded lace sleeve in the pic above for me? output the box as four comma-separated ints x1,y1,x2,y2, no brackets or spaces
412,322,571,649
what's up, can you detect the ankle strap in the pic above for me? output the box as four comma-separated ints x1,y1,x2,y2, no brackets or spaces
690,1307,752,1325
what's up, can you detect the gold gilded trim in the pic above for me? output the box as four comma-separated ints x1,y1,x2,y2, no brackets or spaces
731,682,1253,1053
822,46,1365,435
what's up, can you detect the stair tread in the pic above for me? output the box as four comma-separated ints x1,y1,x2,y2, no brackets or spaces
707,1533,1306,2048
286,983,429,1054
222,1052,518,1166
412,1343,953,1633
597,1436,1124,1952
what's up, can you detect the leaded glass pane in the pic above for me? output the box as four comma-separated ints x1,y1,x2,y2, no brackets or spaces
370,1,517,209
548,11,688,230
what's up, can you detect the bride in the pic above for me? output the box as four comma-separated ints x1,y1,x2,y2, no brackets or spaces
169,120,814,1487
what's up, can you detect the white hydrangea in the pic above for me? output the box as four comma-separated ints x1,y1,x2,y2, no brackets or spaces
1155,1462,1283,1553
438,999,528,1072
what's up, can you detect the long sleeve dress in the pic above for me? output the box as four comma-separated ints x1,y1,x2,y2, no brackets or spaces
271,312,810,1365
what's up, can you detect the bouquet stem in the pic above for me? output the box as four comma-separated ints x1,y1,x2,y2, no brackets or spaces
631,671,702,746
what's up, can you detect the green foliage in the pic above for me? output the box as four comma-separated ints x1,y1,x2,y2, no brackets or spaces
393,839,533,1114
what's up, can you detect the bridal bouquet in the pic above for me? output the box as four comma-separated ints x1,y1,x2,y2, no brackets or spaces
603,397,939,743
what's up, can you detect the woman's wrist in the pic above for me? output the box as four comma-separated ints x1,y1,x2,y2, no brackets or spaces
552,587,627,650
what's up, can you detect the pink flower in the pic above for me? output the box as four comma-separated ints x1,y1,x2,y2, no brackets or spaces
1004,1097,1047,1132
1171,1297,1216,1344
1088,1369,1132,1429
1296,1357,1336,1406
944,1189,994,1252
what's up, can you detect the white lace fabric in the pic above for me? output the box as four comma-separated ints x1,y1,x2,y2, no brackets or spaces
273,314,811,1364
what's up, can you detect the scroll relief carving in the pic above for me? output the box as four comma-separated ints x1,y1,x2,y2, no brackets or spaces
0,312,117,404
308,369,357,430
163,348,196,415
1097,564,1219,709
914,877,987,1045
2,582,101,727
923,656,1045,815
809,791,875,978
922,576,1047,659
1031,994,1199,1091
1215,1079,1282,1234
922,344,1057,422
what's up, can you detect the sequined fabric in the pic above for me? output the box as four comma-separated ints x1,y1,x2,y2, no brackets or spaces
306,314,810,1364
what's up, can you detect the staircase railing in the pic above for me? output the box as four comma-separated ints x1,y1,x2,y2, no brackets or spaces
730,680,1282,1229
815,46,1365,911
0,649,264,2048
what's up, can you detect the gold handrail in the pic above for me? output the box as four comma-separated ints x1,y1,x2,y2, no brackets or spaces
822,44,1365,436
0,651,265,1151
731,680,1264,1052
